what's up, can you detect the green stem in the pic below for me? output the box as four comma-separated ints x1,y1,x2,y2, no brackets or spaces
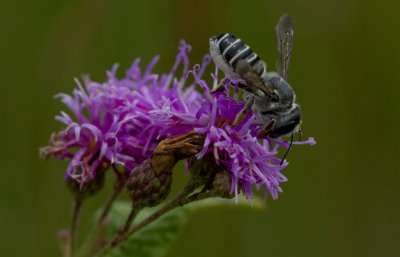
94,178,211,257
125,190,213,239
70,197,83,257
179,190,214,205
108,205,142,248
98,179,126,227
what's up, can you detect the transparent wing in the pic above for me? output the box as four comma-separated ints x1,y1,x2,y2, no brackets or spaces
275,13,294,80
236,59,270,96
236,60,277,101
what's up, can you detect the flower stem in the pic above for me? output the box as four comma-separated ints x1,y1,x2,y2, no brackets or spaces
94,178,210,257
70,197,83,257
97,178,126,230
125,190,213,239
97,165,126,226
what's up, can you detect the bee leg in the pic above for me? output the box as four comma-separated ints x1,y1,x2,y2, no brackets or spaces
232,94,255,127
211,78,230,94
257,119,276,137
152,131,205,158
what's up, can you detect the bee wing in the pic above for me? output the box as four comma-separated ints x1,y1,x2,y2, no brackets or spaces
275,13,294,80
236,59,271,97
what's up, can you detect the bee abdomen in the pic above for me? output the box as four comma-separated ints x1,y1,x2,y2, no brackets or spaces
212,33,262,75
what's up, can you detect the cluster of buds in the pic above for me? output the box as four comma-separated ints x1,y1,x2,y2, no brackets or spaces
126,130,238,208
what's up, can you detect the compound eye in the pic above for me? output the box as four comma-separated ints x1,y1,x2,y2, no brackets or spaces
271,92,279,102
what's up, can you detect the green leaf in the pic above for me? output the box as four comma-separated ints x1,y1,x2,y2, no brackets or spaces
101,196,267,257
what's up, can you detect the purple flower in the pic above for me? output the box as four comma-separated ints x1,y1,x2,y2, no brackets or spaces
41,40,206,185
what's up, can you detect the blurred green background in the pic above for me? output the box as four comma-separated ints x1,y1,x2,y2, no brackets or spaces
1,0,399,256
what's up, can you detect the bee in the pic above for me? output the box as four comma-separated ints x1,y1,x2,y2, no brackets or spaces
209,14,301,163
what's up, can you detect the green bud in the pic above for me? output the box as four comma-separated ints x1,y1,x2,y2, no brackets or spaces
188,157,214,186
211,170,234,199
189,156,234,199
127,159,172,208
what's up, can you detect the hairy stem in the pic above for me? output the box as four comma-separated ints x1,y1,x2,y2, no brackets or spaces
107,205,142,248
98,179,126,230
70,197,83,257
125,190,213,238
97,165,126,227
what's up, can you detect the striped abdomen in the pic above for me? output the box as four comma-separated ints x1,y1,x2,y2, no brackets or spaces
209,33,264,77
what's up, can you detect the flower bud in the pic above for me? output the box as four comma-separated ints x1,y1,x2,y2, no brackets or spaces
211,170,234,199
189,156,234,199
187,157,213,186
66,169,105,199
127,159,172,208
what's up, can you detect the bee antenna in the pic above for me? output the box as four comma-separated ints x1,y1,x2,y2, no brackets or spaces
280,132,294,165
299,129,302,141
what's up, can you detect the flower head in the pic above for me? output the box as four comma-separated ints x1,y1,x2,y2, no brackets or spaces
41,40,204,185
